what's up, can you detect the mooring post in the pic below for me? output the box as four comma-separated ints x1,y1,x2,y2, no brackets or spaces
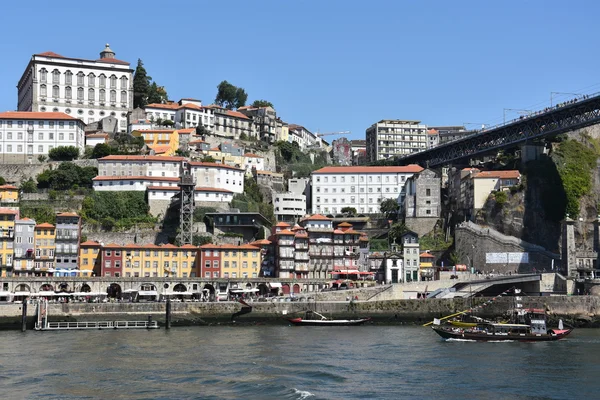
147,315,153,329
21,299,28,332
166,297,171,330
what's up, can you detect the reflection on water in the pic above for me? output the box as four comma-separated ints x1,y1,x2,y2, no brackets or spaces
0,326,599,399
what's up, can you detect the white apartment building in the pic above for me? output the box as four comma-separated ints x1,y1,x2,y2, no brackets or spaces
365,120,428,163
0,111,85,163
17,44,133,132
288,124,320,150
311,165,424,215
147,186,234,203
144,99,217,130
97,155,185,178
189,162,245,194
274,192,306,223
92,176,180,191
212,108,254,139
243,153,264,174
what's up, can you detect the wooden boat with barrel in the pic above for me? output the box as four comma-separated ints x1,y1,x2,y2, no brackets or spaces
285,311,371,326
431,309,573,342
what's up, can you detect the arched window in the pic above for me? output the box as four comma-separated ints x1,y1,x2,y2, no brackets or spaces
77,72,84,86
110,75,117,89
65,86,72,99
88,73,95,87
99,89,106,102
88,88,95,101
110,90,116,103
40,84,47,97
52,85,59,98
39,68,47,83
120,76,128,89
120,91,127,104
99,74,106,87
65,70,72,85
52,69,60,84
77,87,84,100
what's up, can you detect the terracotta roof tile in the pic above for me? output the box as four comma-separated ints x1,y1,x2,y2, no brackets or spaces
189,162,244,171
195,187,233,193
80,240,101,246
473,170,521,179
244,153,263,158
225,110,250,120
337,222,352,227
35,51,66,58
250,239,271,245
57,212,79,217
420,252,435,258
0,185,18,190
304,214,332,221
35,223,55,228
275,222,291,227
276,229,295,235
0,111,82,121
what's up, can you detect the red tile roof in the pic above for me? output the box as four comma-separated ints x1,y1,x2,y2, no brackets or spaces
195,187,233,193
473,170,521,179
276,229,295,235
304,214,332,221
92,176,180,182
178,128,196,134
0,208,19,215
96,57,130,65
85,133,109,138
226,110,250,120
189,162,244,171
313,165,424,174
250,239,272,246
36,51,66,58
132,129,176,134
0,111,81,121
98,155,185,162
57,212,79,217
275,222,291,227
244,153,263,158
337,222,352,227
333,229,345,234
35,223,55,228
189,139,206,144
420,252,435,258
80,240,101,246
145,102,180,110
0,184,18,190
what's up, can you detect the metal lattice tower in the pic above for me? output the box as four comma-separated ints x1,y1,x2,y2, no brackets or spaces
178,161,195,245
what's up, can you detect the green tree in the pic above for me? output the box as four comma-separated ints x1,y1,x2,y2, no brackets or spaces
200,155,216,163
48,146,80,161
389,222,408,245
215,80,247,109
20,178,37,193
341,207,357,215
380,198,400,219
161,119,175,127
147,82,168,105
193,235,213,246
0,176,5,185
133,59,150,108
36,162,97,190
91,143,112,159
251,100,273,108
195,125,210,137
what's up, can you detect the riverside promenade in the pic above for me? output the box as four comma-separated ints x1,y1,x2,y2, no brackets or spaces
1,295,599,330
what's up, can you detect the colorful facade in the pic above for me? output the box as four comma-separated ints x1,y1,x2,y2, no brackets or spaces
34,222,55,274
0,185,19,203
0,209,17,276
200,244,261,279
79,240,101,276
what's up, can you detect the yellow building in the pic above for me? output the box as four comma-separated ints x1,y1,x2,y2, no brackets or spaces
79,240,101,277
0,185,19,203
118,243,199,278
278,123,289,143
220,244,261,279
34,222,56,272
0,208,17,276
132,129,180,157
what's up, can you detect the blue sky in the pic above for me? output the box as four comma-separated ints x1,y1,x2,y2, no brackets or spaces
1,0,599,140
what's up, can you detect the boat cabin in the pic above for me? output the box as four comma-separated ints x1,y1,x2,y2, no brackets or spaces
476,323,531,335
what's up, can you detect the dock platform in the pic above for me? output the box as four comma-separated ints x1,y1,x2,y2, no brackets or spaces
35,320,159,331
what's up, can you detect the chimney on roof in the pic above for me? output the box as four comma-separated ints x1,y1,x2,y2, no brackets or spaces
100,43,115,59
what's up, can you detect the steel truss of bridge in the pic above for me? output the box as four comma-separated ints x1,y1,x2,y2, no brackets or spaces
393,93,600,167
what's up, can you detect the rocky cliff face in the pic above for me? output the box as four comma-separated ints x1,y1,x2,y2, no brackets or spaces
476,125,600,253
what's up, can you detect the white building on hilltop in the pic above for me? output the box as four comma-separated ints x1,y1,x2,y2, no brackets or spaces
17,44,133,132
365,120,428,163
310,165,423,215
0,111,85,163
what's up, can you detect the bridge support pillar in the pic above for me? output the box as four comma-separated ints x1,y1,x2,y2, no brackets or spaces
561,217,577,278
520,144,545,163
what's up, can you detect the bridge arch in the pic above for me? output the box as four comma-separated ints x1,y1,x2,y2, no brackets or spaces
257,283,269,296
80,284,92,293
203,284,215,301
40,283,54,292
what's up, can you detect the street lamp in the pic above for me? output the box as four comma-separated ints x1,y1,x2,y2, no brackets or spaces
550,92,583,107
503,108,533,124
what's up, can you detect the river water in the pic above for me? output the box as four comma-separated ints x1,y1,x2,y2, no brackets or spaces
0,325,598,400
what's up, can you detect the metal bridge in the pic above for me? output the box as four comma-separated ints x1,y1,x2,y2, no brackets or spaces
392,93,600,167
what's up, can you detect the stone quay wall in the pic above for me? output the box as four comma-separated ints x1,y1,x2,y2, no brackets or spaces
2,295,599,330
